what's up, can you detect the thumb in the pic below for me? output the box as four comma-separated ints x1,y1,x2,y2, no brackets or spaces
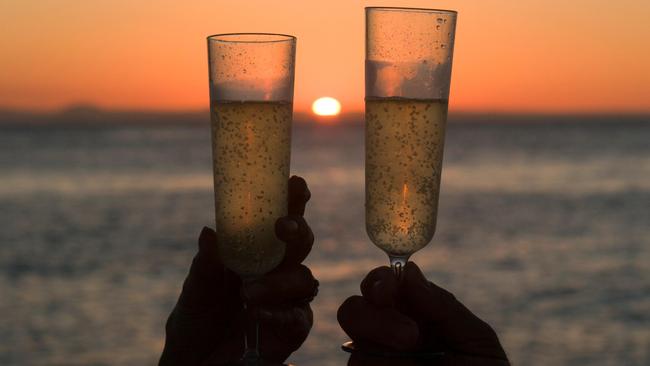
178,227,239,311
160,227,240,366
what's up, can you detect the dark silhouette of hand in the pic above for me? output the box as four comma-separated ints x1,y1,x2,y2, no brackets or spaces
160,176,317,366
338,262,509,365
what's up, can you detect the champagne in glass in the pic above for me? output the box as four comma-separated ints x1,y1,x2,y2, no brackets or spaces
211,100,292,276
365,7,457,274
366,97,448,257
207,33,296,364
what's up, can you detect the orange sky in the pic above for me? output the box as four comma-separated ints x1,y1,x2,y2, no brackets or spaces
1,0,649,114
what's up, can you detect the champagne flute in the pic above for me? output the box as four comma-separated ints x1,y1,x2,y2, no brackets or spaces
207,33,296,364
365,7,457,276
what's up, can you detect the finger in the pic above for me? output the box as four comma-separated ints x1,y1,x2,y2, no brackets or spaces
401,262,508,361
337,296,419,352
242,264,318,306
360,266,398,308
278,176,314,265
258,304,313,329
275,216,299,239
288,175,311,216
258,304,313,361
276,215,314,266
178,227,239,311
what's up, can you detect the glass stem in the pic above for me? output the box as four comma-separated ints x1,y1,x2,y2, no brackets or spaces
389,254,411,279
242,300,260,363
241,275,260,364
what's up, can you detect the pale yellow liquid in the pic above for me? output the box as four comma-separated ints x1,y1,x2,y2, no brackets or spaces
210,101,291,276
365,98,448,256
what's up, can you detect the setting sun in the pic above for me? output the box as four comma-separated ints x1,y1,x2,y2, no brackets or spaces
312,97,341,116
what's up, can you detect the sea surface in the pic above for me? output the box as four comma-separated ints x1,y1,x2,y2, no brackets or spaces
0,117,649,365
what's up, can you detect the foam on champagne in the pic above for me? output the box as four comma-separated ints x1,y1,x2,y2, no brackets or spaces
365,97,448,256
210,101,291,277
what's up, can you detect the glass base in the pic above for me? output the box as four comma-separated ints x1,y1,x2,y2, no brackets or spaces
341,341,444,360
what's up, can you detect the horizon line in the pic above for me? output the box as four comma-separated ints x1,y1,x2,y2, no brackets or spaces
1,105,650,118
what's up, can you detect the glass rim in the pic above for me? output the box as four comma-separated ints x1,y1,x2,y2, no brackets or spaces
365,6,457,15
207,33,296,43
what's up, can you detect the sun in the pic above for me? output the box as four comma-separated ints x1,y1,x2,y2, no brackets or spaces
312,97,341,116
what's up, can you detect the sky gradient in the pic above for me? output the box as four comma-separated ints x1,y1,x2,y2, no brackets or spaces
1,0,649,113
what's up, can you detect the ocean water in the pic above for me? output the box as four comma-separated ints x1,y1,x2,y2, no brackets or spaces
0,118,649,365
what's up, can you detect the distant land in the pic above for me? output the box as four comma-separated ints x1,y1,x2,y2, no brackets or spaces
0,105,648,126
